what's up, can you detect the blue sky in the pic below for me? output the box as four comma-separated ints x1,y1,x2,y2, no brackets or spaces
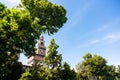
1,0,120,68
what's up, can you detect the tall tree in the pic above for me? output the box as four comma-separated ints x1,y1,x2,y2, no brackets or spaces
76,53,108,80
44,39,62,69
19,64,47,80
0,0,67,58
106,65,116,80
20,39,63,80
116,65,120,80
0,2,6,18
0,0,67,57
76,62,90,80
0,0,67,78
0,54,23,80
21,0,67,34
61,62,76,80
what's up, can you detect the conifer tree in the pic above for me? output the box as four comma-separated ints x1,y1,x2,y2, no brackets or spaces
44,39,62,69
61,62,76,80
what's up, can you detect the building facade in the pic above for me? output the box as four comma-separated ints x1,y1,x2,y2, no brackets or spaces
27,36,46,66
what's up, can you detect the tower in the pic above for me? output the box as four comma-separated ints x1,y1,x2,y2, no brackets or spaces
27,36,46,66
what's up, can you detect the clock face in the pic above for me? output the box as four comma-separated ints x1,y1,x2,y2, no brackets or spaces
41,50,43,53
40,49,44,54
40,48,42,51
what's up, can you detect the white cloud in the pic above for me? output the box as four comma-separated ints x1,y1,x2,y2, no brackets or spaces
97,16,120,32
90,40,100,44
91,16,120,45
90,33,120,45
104,34,116,40
104,34,120,41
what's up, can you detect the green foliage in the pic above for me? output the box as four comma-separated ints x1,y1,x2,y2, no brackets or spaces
44,39,76,80
0,2,6,18
0,0,67,79
0,8,36,57
46,67,61,80
106,65,116,79
76,53,108,80
20,65,47,80
83,53,92,60
0,7,37,78
0,3,6,11
61,62,76,80
21,0,67,34
44,39,62,69
20,39,77,80
19,70,32,80
76,62,89,80
0,54,23,80
76,53,120,80
116,65,120,79
0,0,67,60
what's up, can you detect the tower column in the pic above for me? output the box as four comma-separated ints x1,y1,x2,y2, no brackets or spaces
27,36,46,66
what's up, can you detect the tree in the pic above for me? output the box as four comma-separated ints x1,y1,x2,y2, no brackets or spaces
20,39,63,80
61,62,76,80
76,53,108,80
21,0,67,35
0,2,6,18
44,39,62,69
45,67,61,80
45,39,78,80
0,0,67,78
0,54,23,80
0,0,67,57
44,40,76,80
76,62,90,80
116,65,120,80
106,65,116,80
19,64,47,80
0,6,36,79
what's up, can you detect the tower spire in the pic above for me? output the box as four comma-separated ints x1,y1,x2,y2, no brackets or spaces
27,36,46,66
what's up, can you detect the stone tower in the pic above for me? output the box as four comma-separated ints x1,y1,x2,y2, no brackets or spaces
27,36,46,66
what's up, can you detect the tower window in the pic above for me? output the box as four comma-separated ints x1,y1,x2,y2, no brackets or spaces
40,42,43,45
